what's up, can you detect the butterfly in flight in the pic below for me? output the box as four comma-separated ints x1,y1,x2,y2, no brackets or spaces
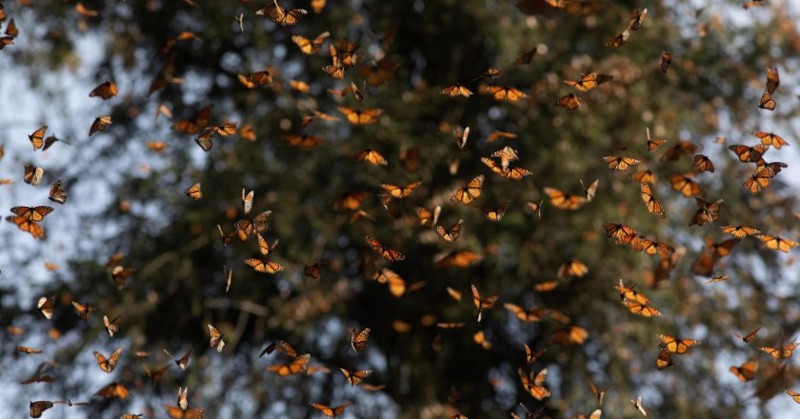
256,0,307,26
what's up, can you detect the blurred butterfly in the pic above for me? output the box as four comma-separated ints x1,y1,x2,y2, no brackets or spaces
454,125,470,149
558,259,588,278
623,299,661,317
661,51,672,73
89,81,118,100
760,342,798,359
292,31,329,54
415,206,441,227
556,93,581,109
690,198,723,226
94,348,122,373
164,348,192,370
518,368,550,400
304,263,321,281
366,236,405,261
759,90,775,110
359,57,400,86
208,324,225,352
441,84,474,97
185,183,202,200
436,219,464,242
282,134,323,149
486,85,527,102
255,0,307,26
604,224,639,245
372,268,409,297
434,250,482,268
103,315,120,337
630,237,673,257
71,300,94,320
29,401,54,418
235,210,271,241
786,389,800,404
451,175,484,205
766,66,780,94
504,303,548,322
337,107,382,125
290,79,311,93
311,0,326,13
756,234,797,253
564,72,612,92
513,47,537,64
693,154,715,172
48,179,67,204
527,201,543,219
471,284,499,323
752,131,788,148
543,187,587,210
5,19,18,37
351,328,371,352
339,368,372,386
669,174,703,198
28,126,47,150
704,273,730,284
482,157,532,180
659,334,700,354
482,201,509,221
95,382,130,399
23,164,44,185
729,360,758,382
268,353,310,376
165,390,204,419
640,183,665,217
381,181,421,198
615,279,649,304
16,345,43,354
655,347,674,370
309,403,350,417
89,115,112,136
237,70,273,88
645,127,666,151
631,396,647,416
261,340,299,358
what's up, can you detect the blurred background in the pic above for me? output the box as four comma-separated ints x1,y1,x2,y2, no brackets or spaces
1,0,800,417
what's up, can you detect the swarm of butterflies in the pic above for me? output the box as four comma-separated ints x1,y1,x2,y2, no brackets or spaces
3,0,800,417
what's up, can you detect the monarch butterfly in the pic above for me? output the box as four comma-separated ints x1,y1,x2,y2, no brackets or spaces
309,402,350,417
486,85,527,102
185,183,202,200
23,164,44,185
5,19,18,37
162,348,192,371
732,327,761,344
629,8,648,30
473,330,492,350
752,131,788,149
492,146,519,168
244,257,283,274
631,237,673,257
527,201,543,219
658,334,700,354
268,353,311,376
255,0,307,26
207,324,225,352
89,81,118,100
381,181,421,198
518,368,550,400
89,115,112,136
292,31,329,54
451,175,484,205
303,263,321,281
669,174,703,198
690,198,723,226
281,134,323,149
693,154,715,172
351,328,371,352
48,179,67,204
28,126,47,150
604,223,639,245
729,144,768,163
339,368,372,386
481,158,532,180
758,90,775,110
11,206,54,222
365,236,405,261
359,57,400,86
631,396,647,417
556,93,581,109
743,168,773,194
704,273,730,284
661,140,699,162
441,84,474,97
482,201,509,221
29,401,54,418
235,210,271,241
95,382,130,399
661,50,672,73
434,250,482,268
645,127,666,151
615,279,649,304
786,389,800,404
640,183,665,217
623,298,661,317
7,214,45,238
71,300,93,320
558,259,588,278
581,179,599,201
756,234,797,253
237,70,272,88
75,2,99,16
486,131,517,143
766,66,780,94
17,345,44,354
372,268,408,297
543,187,587,210
255,234,279,257
94,348,122,373
261,340,300,358
564,72,612,92
147,141,168,152
504,303,548,322
415,206,440,227
604,156,640,171
729,361,758,382
435,218,464,242
471,283,499,323
311,0,326,13
760,342,798,359
655,347,674,370
720,225,761,239
337,107,382,125
103,315,120,337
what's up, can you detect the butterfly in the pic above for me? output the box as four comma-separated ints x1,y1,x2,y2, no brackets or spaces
415,206,441,227
786,389,800,404
486,131,516,142
351,328,371,352
291,31,329,54
337,106,382,125
729,144,768,163
89,115,112,136
733,326,761,343
11,206,54,222
564,72,612,92
434,250,482,268
5,19,18,37
527,201,543,219
372,268,409,297
518,368,551,400
304,263,321,281
759,90,775,110
481,157,533,180
514,47,537,64
615,279,649,304
235,210,271,241
72,300,94,320
165,389,205,419
282,134,323,149
208,324,225,352
693,154,715,172
659,334,700,354
556,93,581,109
94,348,122,373
630,237,673,257
640,183,665,217
436,219,464,242
268,353,311,376
359,57,400,86
453,125,470,149
631,396,647,417
604,223,639,245
311,0,326,13
365,236,405,261
29,401,55,418
729,360,758,382
604,156,640,171
164,348,193,370
558,259,588,278
89,81,118,100
645,128,666,151
543,187,587,210
451,175,484,205
28,126,47,150
752,131,788,149
482,201,509,221
185,183,202,200
486,85,527,102
690,198,723,226
441,84,474,97
669,174,703,198
504,303,548,322
760,342,798,359
656,347,674,370
354,149,388,166
471,284,499,323
381,181,421,198
581,179,599,201
309,403,350,417
661,140,699,161
237,70,273,88
255,0,307,26
16,345,44,354
623,299,661,317
103,315,120,337
339,368,372,385
766,66,780,94
661,51,672,73
95,382,130,399
756,234,797,253
23,164,44,185
48,180,67,204
244,257,283,274
261,340,300,358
